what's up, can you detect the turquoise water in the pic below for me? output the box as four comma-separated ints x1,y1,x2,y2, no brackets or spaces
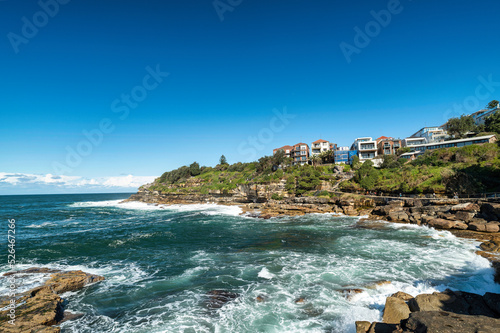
0,193,498,332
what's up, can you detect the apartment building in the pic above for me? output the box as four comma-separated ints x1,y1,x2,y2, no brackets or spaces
403,137,427,147
272,145,293,158
472,103,499,125
376,136,402,156
351,137,378,162
401,135,497,159
311,139,331,156
410,127,448,143
292,143,309,165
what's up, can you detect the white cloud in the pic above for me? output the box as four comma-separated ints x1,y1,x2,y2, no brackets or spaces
0,172,155,194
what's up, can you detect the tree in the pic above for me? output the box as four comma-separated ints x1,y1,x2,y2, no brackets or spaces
273,149,286,166
351,155,361,170
486,100,499,109
319,150,335,164
189,162,201,176
446,115,476,138
309,154,321,166
219,155,228,165
380,155,404,169
354,160,380,191
396,147,411,156
485,111,500,135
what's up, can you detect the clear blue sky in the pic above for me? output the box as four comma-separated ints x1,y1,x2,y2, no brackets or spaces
1,0,499,194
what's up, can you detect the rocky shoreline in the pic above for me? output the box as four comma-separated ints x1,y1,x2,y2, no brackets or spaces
127,187,500,332
0,268,105,332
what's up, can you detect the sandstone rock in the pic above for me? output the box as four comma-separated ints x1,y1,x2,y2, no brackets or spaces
367,322,398,333
454,210,475,222
433,199,459,205
469,221,487,232
206,290,239,309
44,270,105,294
452,221,469,230
485,222,500,233
482,203,500,220
450,202,480,212
424,217,454,229
480,240,500,252
390,291,414,301
401,311,500,333
388,210,409,222
408,290,468,314
382,296,411,324
355,321,371,333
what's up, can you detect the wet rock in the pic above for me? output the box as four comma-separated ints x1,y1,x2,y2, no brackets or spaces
0,270,104,333
59,311,85,323
206,290,239,309
382,296,411,324
390,291,414,301
355,321,371,333
294,297,306,304
401,311,500,333
256,295,265,302
387,211,409,222
3,267,61,276
482,203,500,220
422,216,454,229
483,292,500,315
367,322,398,333
480,239,500,252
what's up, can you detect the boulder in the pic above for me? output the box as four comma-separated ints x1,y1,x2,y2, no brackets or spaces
401,311,500,333
390,291,414,301
450,202,480,212
423,217,454,229
382,296,411,324
452,221,469,230
482,203,500,220
485,222,500,233
388,210,409,222
43,270,105,294
367,322,398,333
483,292,500,315
206,290,239,309
480,240,500,252
454,210,475,222
468,221,487,232
355,321,371,333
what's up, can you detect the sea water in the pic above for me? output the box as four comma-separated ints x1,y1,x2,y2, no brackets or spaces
0,193,498,333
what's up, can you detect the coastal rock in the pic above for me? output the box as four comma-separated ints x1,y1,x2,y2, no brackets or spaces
3,267,61,276
387,210,409,222
206,290,239,309
468,221,487,232
401,311,500,333
422,217,454,229
452,221,469,230
483,292,500,315
480,239,500,252
390,291,414,301
382,296,411,324
0,269,104,333
482,203,500,220
453,210,475,222
355,321,371,333
485,222,500,233
450,202,480,212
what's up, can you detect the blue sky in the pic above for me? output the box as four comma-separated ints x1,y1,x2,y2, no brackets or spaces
1,0,499,194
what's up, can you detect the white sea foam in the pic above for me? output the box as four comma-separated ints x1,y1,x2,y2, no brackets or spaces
258,267,275,280
26,221,56,228
69,199,243,216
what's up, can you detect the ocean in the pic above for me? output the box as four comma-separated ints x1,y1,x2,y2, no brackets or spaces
0,193,498,332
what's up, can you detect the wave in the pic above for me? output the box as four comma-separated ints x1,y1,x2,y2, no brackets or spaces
69,199,243,216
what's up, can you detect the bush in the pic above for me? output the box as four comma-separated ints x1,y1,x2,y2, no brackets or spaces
271,193,283,200
189,162,201,176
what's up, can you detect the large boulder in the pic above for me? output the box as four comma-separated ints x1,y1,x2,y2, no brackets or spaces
468,221,487,232
401,311,500,333
454,210,475,222
387,210,409,222
422,217,454,229
482,203,500,220
450,202,480,212
480,239,500,252
485,222,500,233
382,296,411,324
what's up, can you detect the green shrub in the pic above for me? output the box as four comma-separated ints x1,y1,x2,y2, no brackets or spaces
271,193,283,200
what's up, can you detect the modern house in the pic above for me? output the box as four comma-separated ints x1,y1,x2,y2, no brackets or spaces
403,137,427,147
291,143,309,165
400,135,497,160
311,139,332,156
410,127,448,143
351,137,378,162
272,145,293,158
334,146,349,164
472,103,499,126
376,136,402,156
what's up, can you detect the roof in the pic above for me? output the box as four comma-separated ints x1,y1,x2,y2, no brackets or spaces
273,145,293,151
294,142,308,147
312,139,329,144
376,136,391,141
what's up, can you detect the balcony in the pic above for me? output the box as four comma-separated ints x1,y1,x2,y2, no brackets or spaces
359,144,376,151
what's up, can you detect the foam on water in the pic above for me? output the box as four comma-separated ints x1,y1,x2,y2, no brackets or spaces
69,199,243,216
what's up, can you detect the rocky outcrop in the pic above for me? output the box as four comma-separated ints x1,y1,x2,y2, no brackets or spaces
0,269,104,332
357,289,500,333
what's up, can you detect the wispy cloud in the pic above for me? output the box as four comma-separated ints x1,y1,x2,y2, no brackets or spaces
0,172,155,194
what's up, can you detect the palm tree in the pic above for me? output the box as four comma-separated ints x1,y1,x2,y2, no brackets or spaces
310,155,321,166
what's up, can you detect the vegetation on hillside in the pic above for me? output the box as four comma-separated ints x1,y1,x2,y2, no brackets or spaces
342,143,500,194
